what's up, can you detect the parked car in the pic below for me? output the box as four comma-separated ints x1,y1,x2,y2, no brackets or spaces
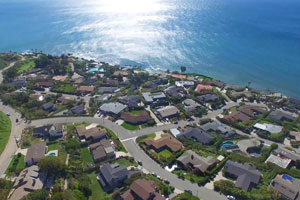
164,179,170,184
227,195,236,200
138,160,143,166
151,172,157,177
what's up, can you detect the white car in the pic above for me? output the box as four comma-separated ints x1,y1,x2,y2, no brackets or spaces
226,195,236,200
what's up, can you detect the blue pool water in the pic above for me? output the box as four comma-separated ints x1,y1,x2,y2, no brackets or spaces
0,0,300,97
282,174,295,182
48,153,56,157
222,141,234,147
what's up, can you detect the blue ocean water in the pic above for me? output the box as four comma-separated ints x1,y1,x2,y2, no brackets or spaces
0,0,300,97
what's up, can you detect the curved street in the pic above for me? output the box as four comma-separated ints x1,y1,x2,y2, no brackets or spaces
0,61,272,200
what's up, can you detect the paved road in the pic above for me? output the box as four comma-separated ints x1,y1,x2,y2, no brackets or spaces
0,63,25,176
122,139,227,200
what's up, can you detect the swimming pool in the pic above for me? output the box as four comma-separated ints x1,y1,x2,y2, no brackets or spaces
282,174,295,182
222,141,234,147
48,153,56,157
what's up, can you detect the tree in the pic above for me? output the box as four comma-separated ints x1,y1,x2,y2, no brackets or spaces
38,157,66,174
180,66,186,73
21,189,48,200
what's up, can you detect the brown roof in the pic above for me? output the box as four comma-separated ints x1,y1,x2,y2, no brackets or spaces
89,139,111,151
113,70,129,77
77,85,95,93
290,131,300,142
75,125,107,140
157,106,180,118
35,81,54,87
195,84,213,93
74,77,85,84
52,75,67,82
57,96,73,105
121,111,151,124
121,179,164,200
171,74,187,80
144,134,183,152
223,111,251,123
238,105,267,117
25,142,46,164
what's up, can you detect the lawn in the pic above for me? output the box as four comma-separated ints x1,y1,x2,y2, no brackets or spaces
55,83,76,93
81,147,94,165
21,129,41,148
173,169,207,185
47,142,59,151
5,154,25,176
88,172,112,200
121,122,140,130
129,110,143,115
17,59,35,74
173,192,200,200
113,157,137,167
157,149,173,160
0,111,11,155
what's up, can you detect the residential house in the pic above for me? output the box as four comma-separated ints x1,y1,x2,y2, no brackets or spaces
269,109,297,122
49,124,64,139
97,163,139,192
144,134,183,153
177,150,218,174
57,96,73,105
119,95,141,108
271,175,300,200
99,102,127,117
170,74,187,80
89,139,115,162
77,85,95,94
75,125,107,142
238,105,268,117
290,131,300,142
67,105,85,115
95,94,112,104
274,148,300,166
224,160,262,191
33,125,52,138
25,142,47,166
201,122,235,138
236,138,262,155
231,90,252,99
144,78,168,89
254,123,283,134
223,111,251,123
284,98,300,111
98,87,118,94
42,102,56,112
177,128,214,145
175,81,194,87
195,84,213,93
197,94,219,103
52,75,67,82
121,179,164,200
202,80,225,88
156,106,180,120
113,70,129,77
182,99,201,112
121,111,151,125
8,165,46,200
35,81,54,88
164,86,186,98
142,92,166,104
8,76,27,88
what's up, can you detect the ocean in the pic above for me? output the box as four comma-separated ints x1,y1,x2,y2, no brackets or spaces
0,0,300,97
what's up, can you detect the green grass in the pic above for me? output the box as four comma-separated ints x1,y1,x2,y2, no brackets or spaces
17,59,35,74
88,172,112,200
55,83,76,93
5,154,25,176
81,147,93,164
129,110,143,115
0,111,11,155
157,149,173,159
47,142,59,151
113,157,137,167
173,169,207,184
121,122,140,130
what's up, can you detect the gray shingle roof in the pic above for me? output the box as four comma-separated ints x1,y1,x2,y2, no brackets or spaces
224,160,261,191
177,128,213,144
100,102,127,115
